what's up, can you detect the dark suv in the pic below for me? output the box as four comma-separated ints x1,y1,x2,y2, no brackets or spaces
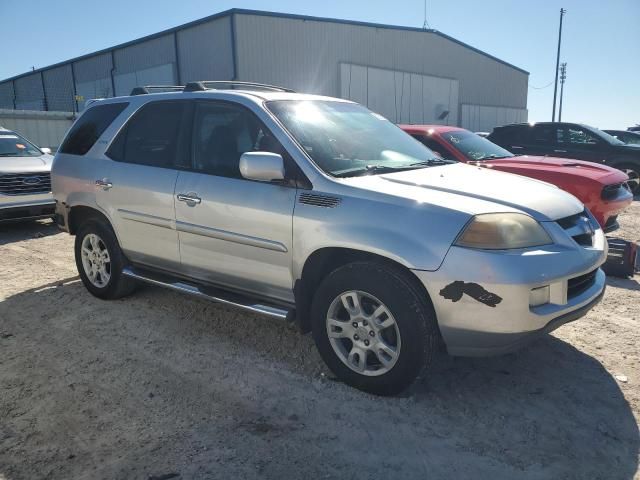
488,122,640,194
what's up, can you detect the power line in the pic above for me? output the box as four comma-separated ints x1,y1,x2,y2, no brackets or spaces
529,79,555,90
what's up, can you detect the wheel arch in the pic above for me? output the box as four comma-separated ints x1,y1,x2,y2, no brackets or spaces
294,247,438,335
68,205,113,235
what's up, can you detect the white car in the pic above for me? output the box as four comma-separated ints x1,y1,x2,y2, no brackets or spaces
0,128,55,222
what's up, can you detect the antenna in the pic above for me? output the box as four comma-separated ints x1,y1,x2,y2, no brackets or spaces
423,0,431,29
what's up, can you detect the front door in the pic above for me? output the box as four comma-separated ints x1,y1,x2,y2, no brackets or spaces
556,125,606,162
174,100,296,303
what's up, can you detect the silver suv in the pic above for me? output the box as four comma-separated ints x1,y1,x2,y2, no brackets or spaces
0,128,55,222
52,82,607,395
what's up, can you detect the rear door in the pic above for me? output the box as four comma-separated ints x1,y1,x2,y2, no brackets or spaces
174,100,297,303
102,100,191,271
524,124,558,156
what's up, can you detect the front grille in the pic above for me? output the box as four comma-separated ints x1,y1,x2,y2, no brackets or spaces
601,183,627,200
0,172,51,195
603,215,619,233
556,210,596,247
567,269,598,298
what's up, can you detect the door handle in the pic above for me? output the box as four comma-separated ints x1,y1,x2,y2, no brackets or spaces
177,193,202,206
553,149,567,153
95,178,113,190
510,145,523,150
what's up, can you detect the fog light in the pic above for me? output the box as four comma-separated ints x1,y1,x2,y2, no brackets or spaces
529,285,550,307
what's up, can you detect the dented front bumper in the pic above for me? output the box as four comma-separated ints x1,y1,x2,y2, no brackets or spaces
413,225,607,356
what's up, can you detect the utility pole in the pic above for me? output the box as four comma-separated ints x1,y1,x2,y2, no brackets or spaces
551,8,566,122
558,63,567,121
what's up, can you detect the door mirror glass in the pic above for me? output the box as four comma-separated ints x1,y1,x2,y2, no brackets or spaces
239,152,285,182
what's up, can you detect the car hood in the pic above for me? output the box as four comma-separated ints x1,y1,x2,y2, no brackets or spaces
481,155,629,185
340,162,584,222
0,154,53,173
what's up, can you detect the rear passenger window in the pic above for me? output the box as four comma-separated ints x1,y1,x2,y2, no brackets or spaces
531,125,556,145
192,102,284,178
107,101,188,168
60,102,128,155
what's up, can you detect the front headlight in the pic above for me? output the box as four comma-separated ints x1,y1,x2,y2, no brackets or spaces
455,213,552,250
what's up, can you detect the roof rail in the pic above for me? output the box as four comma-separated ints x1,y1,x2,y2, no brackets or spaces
183,81,295,93
130,85,184,96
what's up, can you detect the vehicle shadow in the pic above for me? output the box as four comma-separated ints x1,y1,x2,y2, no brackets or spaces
0,218,60,245
1,280,638,479
607,275,640,291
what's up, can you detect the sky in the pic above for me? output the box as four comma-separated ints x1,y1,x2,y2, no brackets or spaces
1,0,639,129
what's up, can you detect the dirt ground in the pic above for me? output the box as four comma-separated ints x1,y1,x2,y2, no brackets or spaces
1,203,639,480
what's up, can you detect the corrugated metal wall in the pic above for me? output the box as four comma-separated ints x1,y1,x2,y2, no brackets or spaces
340,63,459,125
113,34,177,96
74,53,115,110
235,13,527,111
461,104,528,132
0,82,15,109
42,65,75,112
177,17,234,82
14,74,45,110
0,109,75,149
0,10,528,125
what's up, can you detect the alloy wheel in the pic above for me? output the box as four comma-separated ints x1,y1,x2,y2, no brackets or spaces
80,233,111,288
326,290,401,376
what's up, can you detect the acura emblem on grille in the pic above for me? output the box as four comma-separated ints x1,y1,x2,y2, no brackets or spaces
22,177,42,185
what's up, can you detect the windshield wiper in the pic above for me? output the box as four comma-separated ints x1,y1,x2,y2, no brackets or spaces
408,158,453,166
474,154,512,161
334,159,448,178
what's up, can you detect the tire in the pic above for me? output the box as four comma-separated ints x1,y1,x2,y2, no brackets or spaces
311,261,438,396
74,218,136,300
616,163,640,195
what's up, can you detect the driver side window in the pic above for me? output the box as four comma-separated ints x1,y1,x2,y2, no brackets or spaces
561,127,600,146
192,102,285,178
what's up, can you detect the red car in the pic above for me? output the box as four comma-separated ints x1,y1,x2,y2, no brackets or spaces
400,125,633,232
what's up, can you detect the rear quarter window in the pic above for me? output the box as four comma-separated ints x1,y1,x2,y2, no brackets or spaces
60,103,128,155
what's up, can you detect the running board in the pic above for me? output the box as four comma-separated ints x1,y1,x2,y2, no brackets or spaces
122,266,291,320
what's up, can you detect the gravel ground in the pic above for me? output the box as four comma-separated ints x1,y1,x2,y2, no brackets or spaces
1,202,639,480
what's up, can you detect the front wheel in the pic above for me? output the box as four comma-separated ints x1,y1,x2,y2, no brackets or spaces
74,219,136,300
617,163,640,195
311,261,438,395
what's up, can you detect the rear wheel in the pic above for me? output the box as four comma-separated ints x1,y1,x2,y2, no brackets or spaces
311,261,438,395
75,219,136,299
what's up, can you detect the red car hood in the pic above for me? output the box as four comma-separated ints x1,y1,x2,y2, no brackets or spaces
480,155,628,185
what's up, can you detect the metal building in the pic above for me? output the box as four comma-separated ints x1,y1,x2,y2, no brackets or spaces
0,9,528,131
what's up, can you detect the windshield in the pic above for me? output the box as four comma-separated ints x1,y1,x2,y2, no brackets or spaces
583,125,625,146
0,132,43,157
441,130,513,161
267,100,445,177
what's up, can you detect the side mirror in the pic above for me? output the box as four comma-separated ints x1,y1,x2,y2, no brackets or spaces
239,152,285,182
40,147,52,155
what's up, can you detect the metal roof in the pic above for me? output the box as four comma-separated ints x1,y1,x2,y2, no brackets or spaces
0,8,529,84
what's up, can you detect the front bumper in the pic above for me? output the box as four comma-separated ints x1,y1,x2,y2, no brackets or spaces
413,225,607,356
0,193,55,223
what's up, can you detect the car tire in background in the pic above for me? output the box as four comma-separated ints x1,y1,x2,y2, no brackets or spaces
311,261,438,396
616,163,640,195
74,219,137,300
